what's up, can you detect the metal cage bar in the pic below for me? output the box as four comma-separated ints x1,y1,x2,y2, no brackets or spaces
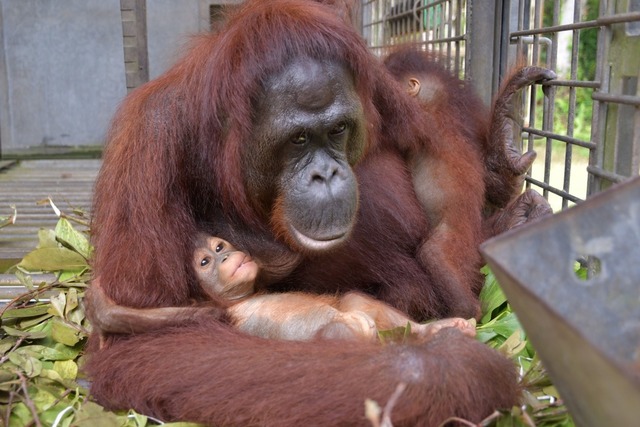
508,0,640,210
361,1,467,74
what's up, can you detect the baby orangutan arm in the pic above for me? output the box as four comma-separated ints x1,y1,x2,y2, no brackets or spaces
84,235,258,341
85,280,226,337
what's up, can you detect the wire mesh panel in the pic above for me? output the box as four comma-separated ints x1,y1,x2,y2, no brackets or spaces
361,0,467,74
508,0,640,210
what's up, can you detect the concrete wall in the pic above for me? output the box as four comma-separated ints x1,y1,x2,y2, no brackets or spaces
0,0,126,153
146,0,244,79
0,0,246,155
146,0,202,80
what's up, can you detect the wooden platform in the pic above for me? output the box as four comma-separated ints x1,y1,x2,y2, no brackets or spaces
0,160,100,293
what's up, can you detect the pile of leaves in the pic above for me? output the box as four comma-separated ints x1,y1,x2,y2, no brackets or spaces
0,216,574,427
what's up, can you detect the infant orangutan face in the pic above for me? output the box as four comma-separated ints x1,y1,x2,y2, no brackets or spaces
193,235,259,301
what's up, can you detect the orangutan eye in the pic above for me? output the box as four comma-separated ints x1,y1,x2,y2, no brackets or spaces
200,257,211,267
329,122,347,136
292,131,308,145
215,243,224,253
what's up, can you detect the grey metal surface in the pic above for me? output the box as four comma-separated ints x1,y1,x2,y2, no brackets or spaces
481,176,640,427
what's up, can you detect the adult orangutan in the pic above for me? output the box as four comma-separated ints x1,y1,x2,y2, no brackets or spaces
86,0,520,425
270,54,555,316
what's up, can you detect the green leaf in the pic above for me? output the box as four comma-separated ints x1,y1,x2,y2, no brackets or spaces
0,378,18,394
476,329,498,343
498,330,528,358
479,266,508,324
542,385,561,399
18,313,54,329
128,411,149,427
69,308,86,327
0,368,17,381
51,319,81,346
574,261,588,281
19,247,88,272
53,359,78,380
9,403,32,426
65,287,79,316
69,304,86,326
55,218,92,259
0,336,19,354
37,228,59,249
40,403,77,427
377,322,412,343
39,342,83,361
48,291,67,318
15,268,35,290
9,351,43,377
2,325,48,339
29,385,58,411
14,346,45,360
58,268,89,282
38,370,78,394
486,312,522,339
74,401,131,427
2,304,51,319
20,343,80,360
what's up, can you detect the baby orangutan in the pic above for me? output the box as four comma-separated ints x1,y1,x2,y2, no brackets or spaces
87,234,475,342
384,49,554,238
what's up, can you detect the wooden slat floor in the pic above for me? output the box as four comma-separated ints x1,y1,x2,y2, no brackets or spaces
0,160,100,298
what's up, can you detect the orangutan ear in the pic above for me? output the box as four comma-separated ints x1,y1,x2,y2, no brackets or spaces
407,77,421,97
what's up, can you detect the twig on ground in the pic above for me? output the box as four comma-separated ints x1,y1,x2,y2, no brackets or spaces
0,336,26,365
0,283,56,317
16,371,43,427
